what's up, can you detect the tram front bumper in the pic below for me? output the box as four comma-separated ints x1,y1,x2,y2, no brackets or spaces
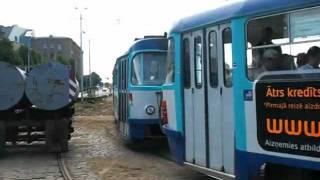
128,118,161,140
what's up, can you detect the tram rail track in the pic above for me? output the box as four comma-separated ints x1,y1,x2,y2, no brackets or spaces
57,153,73,180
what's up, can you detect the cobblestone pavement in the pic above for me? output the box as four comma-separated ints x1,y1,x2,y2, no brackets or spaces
0,98,213,180
0,148,63,180
64,98,213,180
65,114,212,180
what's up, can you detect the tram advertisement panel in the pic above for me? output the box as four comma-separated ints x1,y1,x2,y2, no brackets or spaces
255,74,320,157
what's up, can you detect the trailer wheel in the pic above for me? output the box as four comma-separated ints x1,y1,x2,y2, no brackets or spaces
0,121,6,155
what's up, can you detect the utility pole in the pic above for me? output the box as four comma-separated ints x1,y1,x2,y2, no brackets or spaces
27,41,31,72
75,7,87,101
89,39,92,88
80,13,84,101
26,29,34,72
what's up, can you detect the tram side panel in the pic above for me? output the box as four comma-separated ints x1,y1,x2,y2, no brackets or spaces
112,64,120,122
233,6,320,179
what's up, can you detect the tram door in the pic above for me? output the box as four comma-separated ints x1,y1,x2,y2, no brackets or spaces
206,26,223,170
119,58,128,136
184,24,234,173
183,30,206,167
206,24,234,173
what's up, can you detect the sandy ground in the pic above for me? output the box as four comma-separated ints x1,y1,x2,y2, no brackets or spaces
72,97,211,180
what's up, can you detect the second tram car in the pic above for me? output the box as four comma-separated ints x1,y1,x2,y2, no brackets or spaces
161,0,320,179
113,36,168,142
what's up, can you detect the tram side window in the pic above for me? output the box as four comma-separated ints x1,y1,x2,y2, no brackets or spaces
209,31,218,88
183,39,191,89
165,38,175,84
121,61,125,90
113,68,118,88
194,36,203,88
247,7,320,80
223,28,233,87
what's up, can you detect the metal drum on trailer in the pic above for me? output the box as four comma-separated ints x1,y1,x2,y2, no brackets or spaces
0,61,26,111
25,62,79,111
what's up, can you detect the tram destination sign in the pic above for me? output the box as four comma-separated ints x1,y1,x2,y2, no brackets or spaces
256,74,320,157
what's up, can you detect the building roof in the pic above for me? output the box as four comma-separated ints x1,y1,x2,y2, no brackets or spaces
170,0,320,33
33,36,80,50
0,25,13,38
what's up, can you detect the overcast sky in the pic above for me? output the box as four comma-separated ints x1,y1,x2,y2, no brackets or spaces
0,0,240,82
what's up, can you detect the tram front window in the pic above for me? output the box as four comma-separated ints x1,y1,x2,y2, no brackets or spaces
131,52,167,86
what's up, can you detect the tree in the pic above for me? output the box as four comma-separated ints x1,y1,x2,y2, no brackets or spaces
31,50,42,65
18,45,28,65
57,55,70,66
83,72,102,90
0,39,22,65
91,72,102,87
14,44,43,67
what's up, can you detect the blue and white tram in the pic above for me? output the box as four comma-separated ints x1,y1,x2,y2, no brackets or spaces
113,36,168,142
161,0,320,179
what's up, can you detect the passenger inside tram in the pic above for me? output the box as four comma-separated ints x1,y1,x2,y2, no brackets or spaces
256,27,282,56
296,53,308,68
251,49,281,78
147,60,159,81
298,46,320,70
247,12,320,80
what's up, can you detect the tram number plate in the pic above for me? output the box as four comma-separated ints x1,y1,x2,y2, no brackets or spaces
256,78,320,157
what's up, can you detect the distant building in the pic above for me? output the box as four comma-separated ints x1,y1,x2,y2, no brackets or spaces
0,25,81,79
0,25,11,40
0,25,31,44
32,36,81,79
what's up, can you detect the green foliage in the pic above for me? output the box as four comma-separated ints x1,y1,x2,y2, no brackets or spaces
91,72,102,87
31,50,42,64
83,72,102,90
0,39,42,67
19,46,42,65
57,54,70,66
0,39,23,65
18,45,28,65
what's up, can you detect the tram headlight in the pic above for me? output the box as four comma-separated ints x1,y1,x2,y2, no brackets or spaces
145,105,155,115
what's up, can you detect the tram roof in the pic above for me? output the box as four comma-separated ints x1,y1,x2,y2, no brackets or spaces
170,0,320,33
119,38,168,57
129,37,167,52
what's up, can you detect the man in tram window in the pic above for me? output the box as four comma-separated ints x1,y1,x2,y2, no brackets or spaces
298,46,320,70
256,27,282,56
146,59,159,81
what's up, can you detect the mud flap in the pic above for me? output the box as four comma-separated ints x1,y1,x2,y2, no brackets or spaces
46,119,69,153
0,121,6,155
